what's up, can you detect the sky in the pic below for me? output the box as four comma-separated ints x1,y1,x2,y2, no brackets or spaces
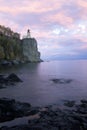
0,0,87,60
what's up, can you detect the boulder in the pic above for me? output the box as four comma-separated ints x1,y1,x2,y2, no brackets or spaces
0,73,22,89
51,78,72,84
6,73,22,82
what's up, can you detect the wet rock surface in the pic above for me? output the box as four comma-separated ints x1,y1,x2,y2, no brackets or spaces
0,99,87,130
51,78,73,84
0,98,31,122
0,73,22,88
64,100,76,107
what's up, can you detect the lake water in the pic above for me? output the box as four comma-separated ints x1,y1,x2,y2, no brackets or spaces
0,60,87,106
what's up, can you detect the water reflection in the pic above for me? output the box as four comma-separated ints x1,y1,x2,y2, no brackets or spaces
0,63,40,75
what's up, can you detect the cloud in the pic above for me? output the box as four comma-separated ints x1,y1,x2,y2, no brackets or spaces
0,0,87,60
0,0,61,15
43,12,74,27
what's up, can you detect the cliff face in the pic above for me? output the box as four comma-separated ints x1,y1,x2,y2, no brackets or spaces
0,35,22,61
21,38,41,62
0,31,42,64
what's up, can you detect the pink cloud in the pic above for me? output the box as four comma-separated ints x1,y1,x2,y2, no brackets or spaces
77,0,87,8
0,0,61,15
75,0,87,20
43,12,74,27
0,0,87,59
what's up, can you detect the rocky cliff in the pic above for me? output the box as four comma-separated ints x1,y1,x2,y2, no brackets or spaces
0,26,42,64
21,38,41,62
0,35,22,62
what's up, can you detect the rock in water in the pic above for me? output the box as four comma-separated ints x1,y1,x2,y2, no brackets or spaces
6,73,22,82
51,78,72,84
64,100,75,107
0,73,22,89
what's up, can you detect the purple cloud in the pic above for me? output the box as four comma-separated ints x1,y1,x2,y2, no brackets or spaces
0,0,87,60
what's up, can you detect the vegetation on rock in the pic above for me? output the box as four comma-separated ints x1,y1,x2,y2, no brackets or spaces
0,25,41,63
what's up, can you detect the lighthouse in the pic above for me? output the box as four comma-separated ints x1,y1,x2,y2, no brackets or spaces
22,29,32,39
27,29,31,38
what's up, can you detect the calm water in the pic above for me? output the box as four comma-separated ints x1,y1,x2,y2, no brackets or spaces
0,60,87,106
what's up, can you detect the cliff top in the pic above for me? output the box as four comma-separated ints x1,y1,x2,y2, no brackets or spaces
0,25,20,39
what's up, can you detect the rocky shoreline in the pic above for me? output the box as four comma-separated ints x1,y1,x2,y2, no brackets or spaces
0,98,87,130
0,74,87,130
0,73,22,89
0,59,43,67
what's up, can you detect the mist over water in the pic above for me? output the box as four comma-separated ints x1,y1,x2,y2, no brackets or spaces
0,60,87,106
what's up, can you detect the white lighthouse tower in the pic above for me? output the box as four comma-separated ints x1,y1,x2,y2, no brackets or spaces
22,29,31,39
27,29,31,38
